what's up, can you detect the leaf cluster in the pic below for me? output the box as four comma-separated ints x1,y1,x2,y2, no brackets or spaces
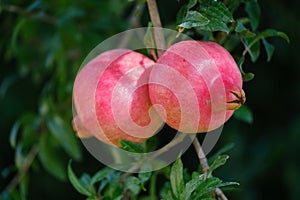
177,0,289,82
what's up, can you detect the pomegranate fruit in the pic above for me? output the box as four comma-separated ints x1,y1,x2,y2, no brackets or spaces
148,40,245,133
73,49,163,146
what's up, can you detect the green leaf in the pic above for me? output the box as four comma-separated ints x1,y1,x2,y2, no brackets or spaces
47,115,81,160
234,104,253,124
38,134,66,180
262,39,275,62
200,0,234,23
235,19,256,37
243,29,289,62
186,0,198,10
237,56,255,82
196,0,234,33
20,174,29,200
10,19,26,54
197,16,230,33
120,139,145,153
192,177,221,198
209,143,235,163
178,11,209,29
10,121,20,149
170,158,184,198
125,176,141,195
208,155,229,177
217,181,240,188
246,37,260,62
179,174,204,200
26,0,43,11
68,161,92,196
15,144,26,170
90,167,113,185
0,74,18,98
243,73,255,82
176,6,187,24
79,173,95,194
138,163,152,190
144,23,156,49
245,2,261,30
9,113,37,149
258,29,290,43
235,20,247,32
193,177,238,199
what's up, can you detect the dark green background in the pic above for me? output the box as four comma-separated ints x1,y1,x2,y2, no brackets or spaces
1,0,299,199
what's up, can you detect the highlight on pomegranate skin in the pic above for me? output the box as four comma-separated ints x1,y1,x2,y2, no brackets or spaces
73,49,163,146
148,40,245,133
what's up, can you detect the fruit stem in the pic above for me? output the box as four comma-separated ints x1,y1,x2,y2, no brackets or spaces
192,136,228,200
146,0,166,57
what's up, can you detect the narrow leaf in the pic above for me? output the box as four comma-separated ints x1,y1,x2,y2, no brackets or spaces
20,174,29,200
209,143,235,163
138,163,152,185
15,144,25,170
170,158,184,198
217,181,240,188
246,37,260,62
68,161,92,196
193,178,238,198
245,2,261,30
208,155,229,177
186,0,198,10
237,56,255,82
193,180,239,198
235,20,256,37
10,121,20,149
258,29,290,43
38,134,66,180
262,39,275,62
235,20,247,32
10,19,26,53
179,174,204,200
47,115,81,160
90,167,113,185
234,104,253,124
125,176,141,195
243,73,255,82
120,139,145,153
79,173,94,192
193,177,222,198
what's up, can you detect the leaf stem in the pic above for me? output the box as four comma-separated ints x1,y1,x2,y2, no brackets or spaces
192,136,228,200
146,0,166,57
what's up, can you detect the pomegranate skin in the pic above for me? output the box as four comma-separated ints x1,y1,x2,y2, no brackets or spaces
73,49,163,146
148,40,245,133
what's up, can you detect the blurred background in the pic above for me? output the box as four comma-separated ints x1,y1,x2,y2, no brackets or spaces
0,0,299,199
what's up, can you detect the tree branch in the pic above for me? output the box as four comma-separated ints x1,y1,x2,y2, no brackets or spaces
4,145,39,194
192,137,228,200
146,0,166,57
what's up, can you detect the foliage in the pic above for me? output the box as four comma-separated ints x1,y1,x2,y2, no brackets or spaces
67,154,238,200
176,0,289,82
0,0,294,199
